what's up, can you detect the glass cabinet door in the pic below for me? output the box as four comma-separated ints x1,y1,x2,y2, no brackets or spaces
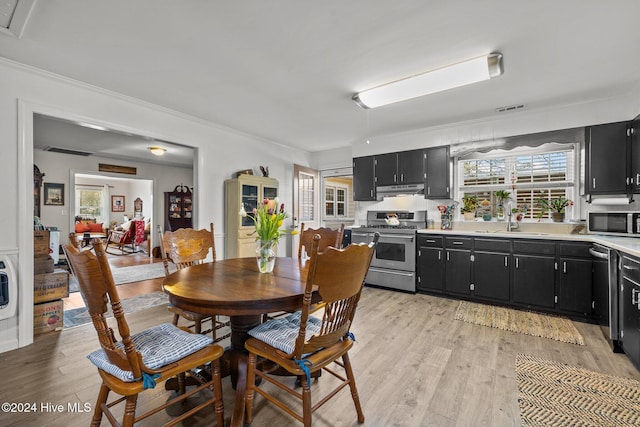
241,184,259,226
263,186,278,200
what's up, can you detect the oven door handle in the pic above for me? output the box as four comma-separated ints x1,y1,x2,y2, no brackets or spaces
378,234,415,241
368,267,415,277
589,248,609,260
351,232,371,237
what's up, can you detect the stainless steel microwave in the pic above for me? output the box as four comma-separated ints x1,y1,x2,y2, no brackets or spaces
587,212,640,236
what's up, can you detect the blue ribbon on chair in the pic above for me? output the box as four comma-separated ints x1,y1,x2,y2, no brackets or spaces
141,372,161,389
294,358,313,386
347,331,357,342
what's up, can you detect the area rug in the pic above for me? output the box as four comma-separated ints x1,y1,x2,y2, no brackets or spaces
68,263,169,293
516,354,640,426
64,291,169,328
454,301,584,345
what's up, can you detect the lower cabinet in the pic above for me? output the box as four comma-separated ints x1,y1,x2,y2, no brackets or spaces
512,254,556,309
445,249,471,295
473,251,510,302
620,254,640,369
557,258,593,315
417,235,595,317
417,244,444,293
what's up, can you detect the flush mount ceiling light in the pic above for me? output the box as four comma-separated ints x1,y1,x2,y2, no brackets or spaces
148,146,167,156
353,52,503,109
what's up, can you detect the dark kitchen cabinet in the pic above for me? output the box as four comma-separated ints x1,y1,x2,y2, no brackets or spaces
425,145,450,199
353,156,376,201
585,121,629,195
557,243,593,315
557,258,593,315
398,149,425,184
375,149,425,186
444,237,472,295
512,254,556,309
417,236,444,293
620,254,640,369
630,115,640,192
512,240,556,309
374,153,397,186
473,238,511,302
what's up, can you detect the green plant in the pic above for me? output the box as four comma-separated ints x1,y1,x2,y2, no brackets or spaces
494,190,511,203
537,196,573,214
460,195,478,213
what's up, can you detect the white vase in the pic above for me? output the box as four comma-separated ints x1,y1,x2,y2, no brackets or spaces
256,239,276,273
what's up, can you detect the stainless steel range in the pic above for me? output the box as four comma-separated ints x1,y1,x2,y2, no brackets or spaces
351,210,426,292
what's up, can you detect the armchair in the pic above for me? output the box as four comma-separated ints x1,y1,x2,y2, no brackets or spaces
106,219,146,254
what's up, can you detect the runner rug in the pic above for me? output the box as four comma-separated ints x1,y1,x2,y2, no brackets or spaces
64,292,169,329
516,354,640,426
454,301,584,345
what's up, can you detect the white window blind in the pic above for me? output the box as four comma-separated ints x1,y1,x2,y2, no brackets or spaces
458,144,576,219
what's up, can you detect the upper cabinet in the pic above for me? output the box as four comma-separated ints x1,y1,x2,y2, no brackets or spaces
425,146,450,199
630,115,640,193
352,146,450,201
585,121,630,195
374,149,424,186
353,156,376,201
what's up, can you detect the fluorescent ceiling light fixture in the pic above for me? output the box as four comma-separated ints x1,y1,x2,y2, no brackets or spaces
353,53,503,109
149,146,167,156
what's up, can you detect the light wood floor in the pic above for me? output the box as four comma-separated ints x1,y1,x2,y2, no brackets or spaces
2,284,639,426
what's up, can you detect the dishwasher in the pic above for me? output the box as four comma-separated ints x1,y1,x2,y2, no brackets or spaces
589,243,622,352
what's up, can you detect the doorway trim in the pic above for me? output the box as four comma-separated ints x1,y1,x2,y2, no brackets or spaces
17,99,196,349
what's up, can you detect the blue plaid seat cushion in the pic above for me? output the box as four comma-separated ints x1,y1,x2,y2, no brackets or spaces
248,311,322,355
87,323,213,382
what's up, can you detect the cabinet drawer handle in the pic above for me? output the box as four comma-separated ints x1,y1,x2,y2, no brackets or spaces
515,257,519,269
425,239,436,243
593,178,596,188
446,252,450,261
623,265,638,271
504,256,508,267
452,241,464,245
633,288,639,305
438,250,441,261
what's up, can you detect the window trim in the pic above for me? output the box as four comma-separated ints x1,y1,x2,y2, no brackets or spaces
324,184,349,219
454,143,580,221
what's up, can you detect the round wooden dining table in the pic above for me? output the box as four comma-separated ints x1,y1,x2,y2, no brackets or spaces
162,256,311,426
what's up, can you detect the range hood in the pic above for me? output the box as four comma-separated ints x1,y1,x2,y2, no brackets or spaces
376,183,425,198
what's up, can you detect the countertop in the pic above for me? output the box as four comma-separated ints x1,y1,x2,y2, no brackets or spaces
417,228,640,258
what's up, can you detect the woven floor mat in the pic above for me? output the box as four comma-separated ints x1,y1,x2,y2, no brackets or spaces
454,301,584,345
516,354,640,426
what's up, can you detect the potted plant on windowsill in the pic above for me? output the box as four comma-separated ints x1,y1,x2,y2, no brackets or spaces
460,195,478,221
537,196,573,222
494,190,511,221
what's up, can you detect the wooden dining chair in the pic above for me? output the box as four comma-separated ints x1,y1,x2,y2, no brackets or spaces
62,240,225,427
263,223,346,323
158,223,230,343
298,223,345,258
244,233,379,426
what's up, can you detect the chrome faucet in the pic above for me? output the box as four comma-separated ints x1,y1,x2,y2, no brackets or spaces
507,203,519,232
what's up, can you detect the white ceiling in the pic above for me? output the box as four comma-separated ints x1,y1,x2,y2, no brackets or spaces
3,1,640,162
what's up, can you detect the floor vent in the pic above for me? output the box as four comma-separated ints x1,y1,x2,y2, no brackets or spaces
495,104,525,113
43,146,93,156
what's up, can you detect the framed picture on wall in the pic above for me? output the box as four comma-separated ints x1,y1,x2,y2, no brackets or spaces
43,183,64,206
111,195,125,212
